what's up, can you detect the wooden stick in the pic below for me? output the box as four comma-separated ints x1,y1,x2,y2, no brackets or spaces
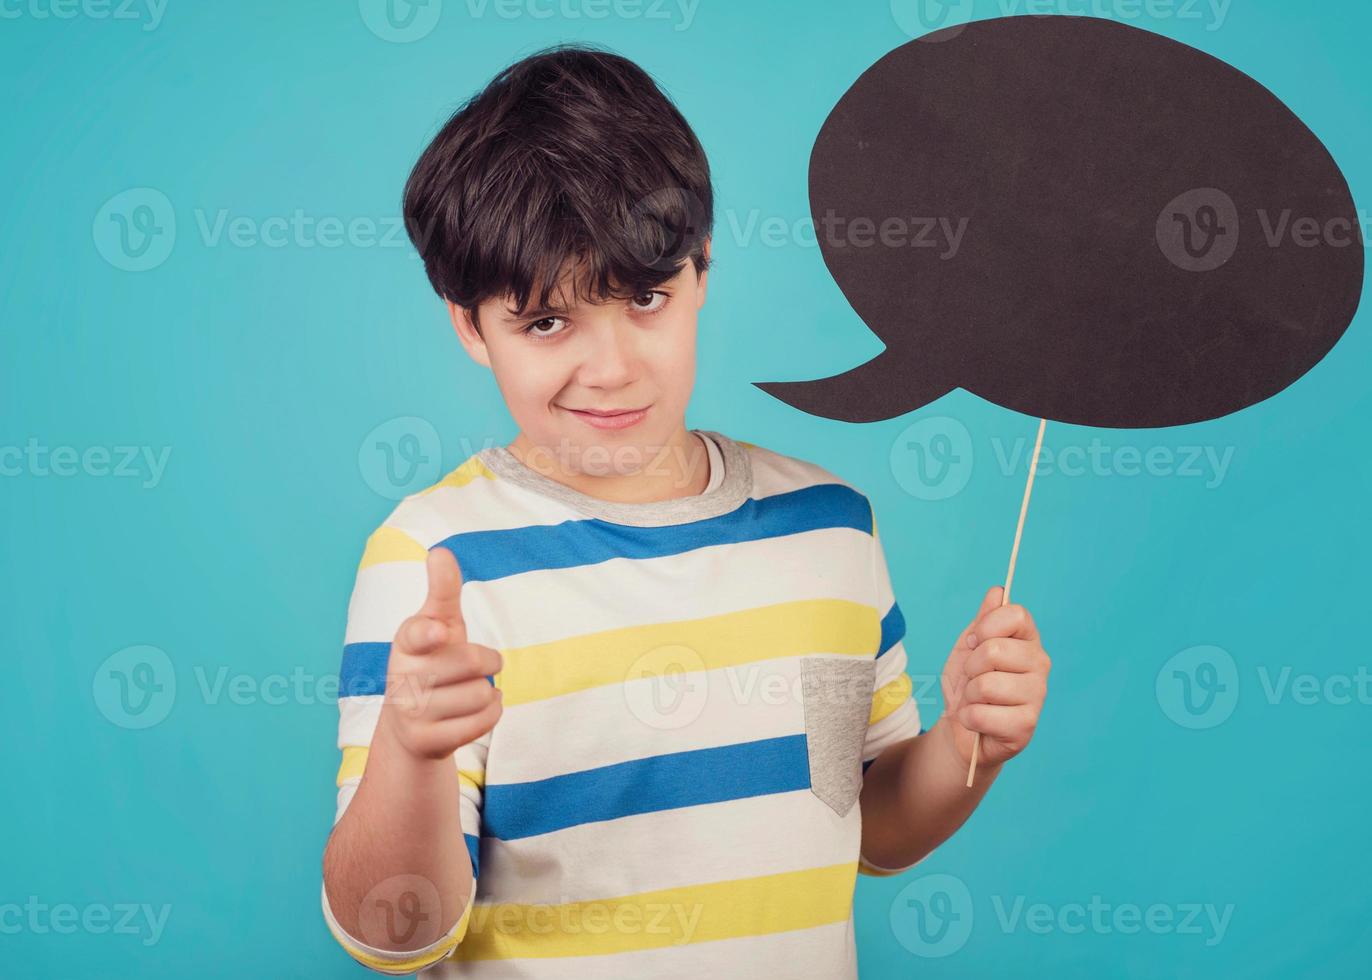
967,416,1046,788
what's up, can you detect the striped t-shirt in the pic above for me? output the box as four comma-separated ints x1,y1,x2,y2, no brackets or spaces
322,429,925,977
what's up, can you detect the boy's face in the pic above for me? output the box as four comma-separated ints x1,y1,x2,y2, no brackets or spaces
447,240,710,479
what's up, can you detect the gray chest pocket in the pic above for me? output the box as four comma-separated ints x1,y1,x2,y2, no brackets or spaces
800,656,876,817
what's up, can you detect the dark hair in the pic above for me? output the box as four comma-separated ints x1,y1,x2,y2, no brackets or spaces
402,43,714,334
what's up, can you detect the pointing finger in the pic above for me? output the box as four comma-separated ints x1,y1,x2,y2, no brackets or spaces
420,547,468,643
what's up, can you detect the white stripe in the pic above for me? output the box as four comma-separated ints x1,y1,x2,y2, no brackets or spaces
343,525,872,653
747,447,854,502
491,655,810,782
338,695,383,746
344,561,426,644
343,524,870,654
343,561,502,649
875,638,912,688
462,524,872,648
334,780,359,825
423,476,587,531
478,787,859,905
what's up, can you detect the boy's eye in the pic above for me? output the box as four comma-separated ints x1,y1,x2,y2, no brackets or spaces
522,316,568,340
629,290,670,314
520,291,671,340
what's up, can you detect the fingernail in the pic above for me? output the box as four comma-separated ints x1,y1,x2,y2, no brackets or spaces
966,632,978,649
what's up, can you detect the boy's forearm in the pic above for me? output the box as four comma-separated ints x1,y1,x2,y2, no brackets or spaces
322,715,473,951
858,717,1001,870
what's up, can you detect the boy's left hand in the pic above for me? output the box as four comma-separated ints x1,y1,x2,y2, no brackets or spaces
940,586,1051,769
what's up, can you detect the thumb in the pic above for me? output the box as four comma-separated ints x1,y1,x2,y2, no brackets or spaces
420,547,468,643
964,585,1003,638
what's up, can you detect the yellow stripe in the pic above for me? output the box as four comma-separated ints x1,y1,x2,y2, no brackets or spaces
357,526,427,570
336,745,368,785
496,599,880,707
454,861,857,961
869,673,913,725
328,895,473,973
416,456,500,497
336,746,483,791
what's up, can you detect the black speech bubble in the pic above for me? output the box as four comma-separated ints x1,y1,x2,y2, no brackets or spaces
753,15,1363,428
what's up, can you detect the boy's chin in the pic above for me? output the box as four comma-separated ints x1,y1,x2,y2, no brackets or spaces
541,425,691,478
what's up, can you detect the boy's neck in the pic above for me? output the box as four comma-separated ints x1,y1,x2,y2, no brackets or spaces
505,427,711,505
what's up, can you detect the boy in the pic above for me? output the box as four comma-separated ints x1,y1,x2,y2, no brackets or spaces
321,43,1051,977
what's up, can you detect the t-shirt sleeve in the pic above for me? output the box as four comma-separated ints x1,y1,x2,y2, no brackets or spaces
320,506,488,973
861,505,924,766
858,500,928,878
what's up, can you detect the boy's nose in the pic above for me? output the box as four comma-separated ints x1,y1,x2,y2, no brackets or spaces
575,321,639,386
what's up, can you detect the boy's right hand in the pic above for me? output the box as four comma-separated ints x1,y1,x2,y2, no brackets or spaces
379,546,504,761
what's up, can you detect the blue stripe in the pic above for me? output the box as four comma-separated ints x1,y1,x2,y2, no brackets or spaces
465,833,480,879
437,483,872,584
340,642,389,697
877,602,906,658
482,735,811,841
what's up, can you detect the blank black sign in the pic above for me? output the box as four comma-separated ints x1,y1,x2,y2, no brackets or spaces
754,15,1363,428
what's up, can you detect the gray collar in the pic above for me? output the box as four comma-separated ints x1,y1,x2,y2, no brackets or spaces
477,429,753,527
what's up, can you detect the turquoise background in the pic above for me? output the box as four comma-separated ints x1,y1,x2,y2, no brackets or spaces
3,1,1369,976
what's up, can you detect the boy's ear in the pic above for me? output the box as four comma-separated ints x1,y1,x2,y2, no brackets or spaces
446,300,491,368
696,236,711,309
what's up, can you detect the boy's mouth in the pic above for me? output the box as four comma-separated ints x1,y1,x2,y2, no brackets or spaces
560,404,651,430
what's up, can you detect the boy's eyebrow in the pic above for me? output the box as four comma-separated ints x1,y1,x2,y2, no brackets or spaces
503,302,569,321
501,279,662,321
